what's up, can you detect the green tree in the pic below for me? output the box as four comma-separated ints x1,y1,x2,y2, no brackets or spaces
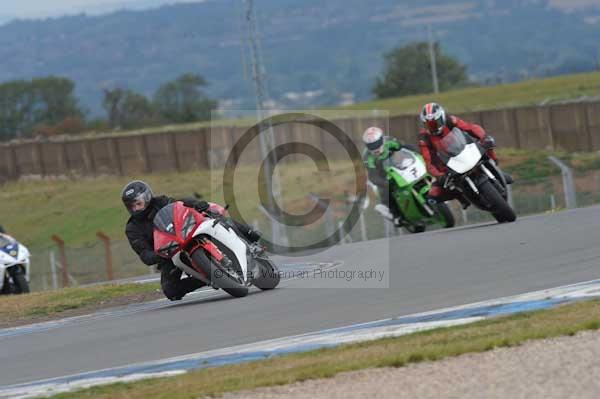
0,76,83,140
31,77,83,124
373,42,469,99
120,91,155,129
153,73,217,124
102,88,155,129
102,88,124,129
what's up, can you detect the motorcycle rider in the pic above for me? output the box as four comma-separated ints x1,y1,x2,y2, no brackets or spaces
122,180,261,301
363,126,417,226
418,102,512,207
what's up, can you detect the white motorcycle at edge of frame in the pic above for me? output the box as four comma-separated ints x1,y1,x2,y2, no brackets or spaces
0,233,31,295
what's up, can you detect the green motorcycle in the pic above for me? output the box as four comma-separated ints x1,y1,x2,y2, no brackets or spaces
380,148,455,233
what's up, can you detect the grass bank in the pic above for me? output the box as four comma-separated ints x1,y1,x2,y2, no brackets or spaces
0,282,160,328
343,71,600,116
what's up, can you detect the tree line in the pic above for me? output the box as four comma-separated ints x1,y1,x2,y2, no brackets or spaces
0,73,217,141
0,41,467,141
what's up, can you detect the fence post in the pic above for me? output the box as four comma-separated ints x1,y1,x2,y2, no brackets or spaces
49,250,58,290
51,235,69,288
97,231,114,281
548,156,577,209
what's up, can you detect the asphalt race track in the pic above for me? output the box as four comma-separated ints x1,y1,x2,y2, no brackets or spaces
2,206,600,387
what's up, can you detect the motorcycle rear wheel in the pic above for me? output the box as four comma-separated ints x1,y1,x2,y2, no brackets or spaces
435,202,455,228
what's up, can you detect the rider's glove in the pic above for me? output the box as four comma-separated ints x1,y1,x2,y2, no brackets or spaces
182,199,210,212
480,135,496,150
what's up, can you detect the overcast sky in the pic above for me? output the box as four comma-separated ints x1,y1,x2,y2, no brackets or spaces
1,0,206,20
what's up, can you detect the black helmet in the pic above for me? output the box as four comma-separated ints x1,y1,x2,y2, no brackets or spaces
121,180,153,217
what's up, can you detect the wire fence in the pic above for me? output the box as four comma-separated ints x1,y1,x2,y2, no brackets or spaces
29,239,155,292
26,164,600,292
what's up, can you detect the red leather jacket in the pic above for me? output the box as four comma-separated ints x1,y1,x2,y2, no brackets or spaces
419,116,494,177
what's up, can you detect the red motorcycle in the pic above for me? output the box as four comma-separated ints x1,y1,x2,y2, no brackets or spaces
153,201,280,298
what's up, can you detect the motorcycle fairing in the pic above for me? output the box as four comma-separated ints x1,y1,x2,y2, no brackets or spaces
447,143,483,174
192,220,249,282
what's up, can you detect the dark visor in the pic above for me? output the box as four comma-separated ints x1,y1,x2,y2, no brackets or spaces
367,137,383,151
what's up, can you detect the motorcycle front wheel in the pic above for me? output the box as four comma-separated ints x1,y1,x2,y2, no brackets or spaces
9,266,29,294
479,180,517,223
190,246,248,298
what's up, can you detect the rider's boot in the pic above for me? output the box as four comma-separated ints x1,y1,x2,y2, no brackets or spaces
503,172,514,185
168,278,206,301
457,196,471,210
393,217,406,228
374,204,394,221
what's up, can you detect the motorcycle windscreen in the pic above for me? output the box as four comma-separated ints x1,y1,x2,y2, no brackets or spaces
435,128,482,173
446,144,483,174
154,201,200,241
0,234,18,258
154,203,177,234
388,150,426,184
153,203,179,256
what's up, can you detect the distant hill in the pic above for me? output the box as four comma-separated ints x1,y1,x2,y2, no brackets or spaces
1,0,600,116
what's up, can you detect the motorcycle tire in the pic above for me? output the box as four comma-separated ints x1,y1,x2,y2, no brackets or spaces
190,246,248,298
435,202,455,228
405,223,426,234
252,257,280,290
479,180,517,223
14,273,29,294
10,267,29,294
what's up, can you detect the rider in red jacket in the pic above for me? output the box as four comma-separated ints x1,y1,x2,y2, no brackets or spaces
418,102,508,206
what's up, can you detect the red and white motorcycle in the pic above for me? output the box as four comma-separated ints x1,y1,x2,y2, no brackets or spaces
153,202,280,298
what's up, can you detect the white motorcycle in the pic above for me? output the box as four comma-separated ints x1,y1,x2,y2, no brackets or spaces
436,128,517,223
0,233,31,295
153,201,280,298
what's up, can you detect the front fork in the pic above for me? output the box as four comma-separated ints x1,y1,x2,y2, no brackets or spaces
415,176,436,217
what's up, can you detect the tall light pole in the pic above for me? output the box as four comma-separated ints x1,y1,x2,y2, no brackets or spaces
427,24,440,95
243,0,288,248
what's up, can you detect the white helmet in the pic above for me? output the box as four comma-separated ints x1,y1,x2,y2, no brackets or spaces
363,127,385,154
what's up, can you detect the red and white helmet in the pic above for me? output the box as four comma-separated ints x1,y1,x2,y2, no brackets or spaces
420,102,447,135
362,127,385,154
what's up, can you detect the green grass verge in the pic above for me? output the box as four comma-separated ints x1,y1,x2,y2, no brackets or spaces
0,283,160,326
50,299,600,399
